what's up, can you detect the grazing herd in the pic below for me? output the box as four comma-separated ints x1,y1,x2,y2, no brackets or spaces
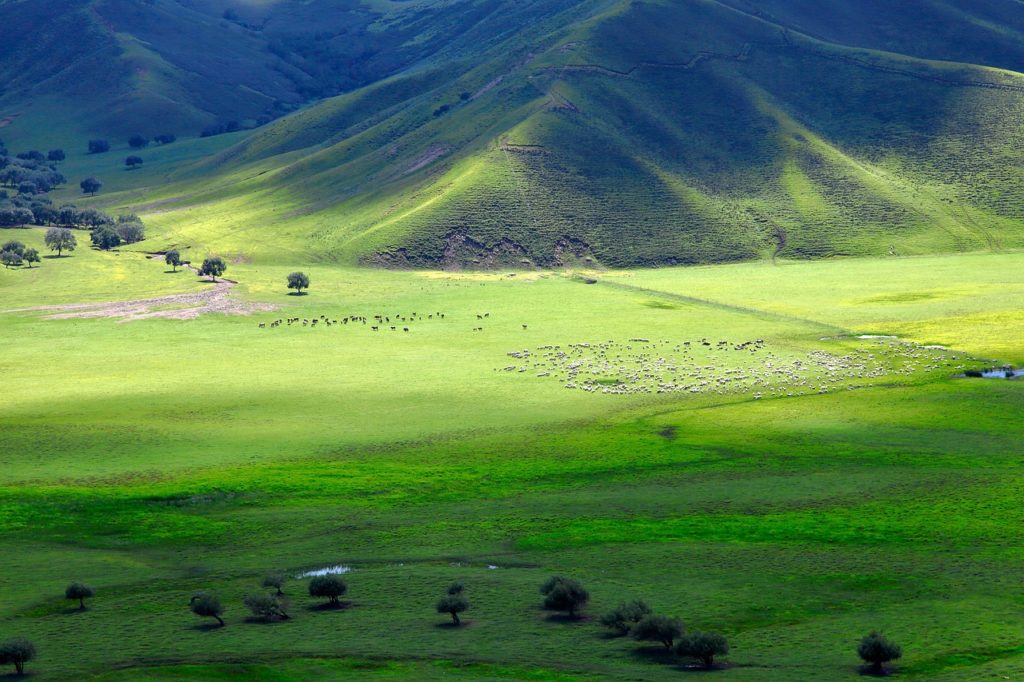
257,311,457,332
502,337,973,398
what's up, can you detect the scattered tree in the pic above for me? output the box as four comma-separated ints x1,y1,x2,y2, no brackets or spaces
262,573,286,596
308,574,347,605
436,593,470,625
45,226,77,256
676,631,729,669
540,576,589,619
287,271,309,294
47,149,66,162
0,638,36,676
460,91,471,101
600,599,652,636
1,249,21,268
2,240,25,257
22,247,39,268
125,155,144,170
154,134,177,145
189,592,225,626
65,582,94,609
80,177,102,195
632,614,684,650
857,631,902,675
447,581,465,595
90,227,122,250
165,249,181,272
128,134,149,149
244,593,290,621
114,220,145,244
199,256,226,282
88,139,110,154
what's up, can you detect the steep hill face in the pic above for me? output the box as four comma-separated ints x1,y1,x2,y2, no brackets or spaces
9,0,1024,267
116,0,1024,267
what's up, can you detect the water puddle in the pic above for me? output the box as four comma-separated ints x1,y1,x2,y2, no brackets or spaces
965,367,1022,379
296,565,352,578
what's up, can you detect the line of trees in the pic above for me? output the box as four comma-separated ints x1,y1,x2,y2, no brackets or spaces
0,572,905,677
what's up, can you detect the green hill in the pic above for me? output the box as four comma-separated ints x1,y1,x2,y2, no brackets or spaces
9,0,1024,267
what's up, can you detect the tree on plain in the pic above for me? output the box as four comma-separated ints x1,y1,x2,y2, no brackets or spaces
287,271,309,294
199,256,226,282
308,574,347,606
676,631,729,669
45,226,77,256
190,592,225,627
48,149,66,161
540,576,589,619
1,249,21,269
90,227,121,250
262,573,287,596
165,249,182,272
600,599,652,636
87,139,110,154
128,134,149,149
65,582,94,609
22,247,40,268
632,614,684,650
2,240,25,257
80,177,102,195
436,593,469,626
125,155,144,170
244,593,290,621
857,631,902,675
0,638,36,676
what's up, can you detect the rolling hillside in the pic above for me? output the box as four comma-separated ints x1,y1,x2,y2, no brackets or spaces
10,0,1024,267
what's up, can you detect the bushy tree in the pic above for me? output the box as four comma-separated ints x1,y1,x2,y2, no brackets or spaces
540,576,589,619
165,249,181,272
244,593,290,621
2,240,25,257
80,177,102,195
600,599,652,635
91,227,121,250
190,592,225,626
632,614,684,649
46,226,77,256
199,256,226,282
0,638,36,676
48,149,66,162
0,249,21,268
125,155,144,169
436,594,469,625
115,220,145,244
308,574,347,605
287,271,309,294
262,573,286,595
676,631,729,669
88,139,110,154
22,248,39,268
65,582,94,609
858,631,902,674
447,581,465,595
128,134,149,149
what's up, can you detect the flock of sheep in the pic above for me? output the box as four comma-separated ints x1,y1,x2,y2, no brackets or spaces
502,337,972,397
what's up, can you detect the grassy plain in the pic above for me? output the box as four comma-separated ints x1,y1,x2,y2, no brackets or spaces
0,237,1022,680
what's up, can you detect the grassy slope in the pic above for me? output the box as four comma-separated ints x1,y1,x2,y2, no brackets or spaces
1,242,1022,679
42,0,1021,268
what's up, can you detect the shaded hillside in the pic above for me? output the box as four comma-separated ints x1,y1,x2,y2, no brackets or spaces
102,0,1024,267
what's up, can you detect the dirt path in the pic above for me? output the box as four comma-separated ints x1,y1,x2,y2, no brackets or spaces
4,258,278,322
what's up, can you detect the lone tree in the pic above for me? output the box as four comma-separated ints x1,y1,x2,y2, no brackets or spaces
80,177,102,195
199,256,226,282
128,134,149,149
22,248,39,268
165,249,182,272
287,271,309,294
244,593,290,621
632,614,684,650
0,638,36,676
64,582,94,609
436,593,470,625
858,631,902,675
262,573,286,596
600,599,652,636
189,592,225,627
676,631,729,669
45,226,77,256
308,574,347,606
540,576,589,619
87,139,110,154
125,155,144,170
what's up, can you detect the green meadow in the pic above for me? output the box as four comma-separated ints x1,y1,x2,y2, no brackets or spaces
1,234,1022,679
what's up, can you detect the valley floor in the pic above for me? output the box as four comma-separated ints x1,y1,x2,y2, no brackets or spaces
1,233,1022,680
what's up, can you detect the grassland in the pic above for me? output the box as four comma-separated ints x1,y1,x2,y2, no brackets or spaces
1,234,1022,679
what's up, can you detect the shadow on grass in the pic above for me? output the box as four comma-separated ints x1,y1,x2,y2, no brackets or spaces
858,665,897,677
306,601,353,612
542,612,591,624
190,622,226,632
287,291,308,296
627,646,677,664
243,616,292,625
433,620,473,629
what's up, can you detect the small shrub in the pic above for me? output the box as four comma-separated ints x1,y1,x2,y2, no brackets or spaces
189,592,225,626
0,637,36,676
308,574,347,605
540,576,589,619
244,593,290,621
632,614,683,649
600,599,652,635
262,573,287,595
436,593,469,625
65,582,94,609
858,631,901,674
676,631,729,669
